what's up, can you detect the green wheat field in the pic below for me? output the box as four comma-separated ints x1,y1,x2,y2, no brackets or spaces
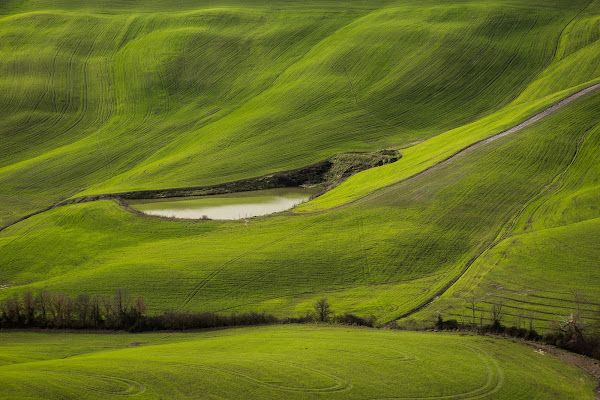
1,0,600,398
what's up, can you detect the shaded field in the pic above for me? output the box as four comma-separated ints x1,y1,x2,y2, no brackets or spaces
0,325,596,399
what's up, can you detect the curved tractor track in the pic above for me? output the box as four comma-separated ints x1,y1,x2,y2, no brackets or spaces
2,82,599,237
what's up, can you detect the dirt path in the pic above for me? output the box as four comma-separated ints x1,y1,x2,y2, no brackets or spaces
302,82,600,218
2,83,599,236
527,342,600,398
361,82,600,207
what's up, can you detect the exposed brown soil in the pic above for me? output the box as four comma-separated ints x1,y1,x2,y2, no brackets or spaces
56,150,400,206
0,150,399,231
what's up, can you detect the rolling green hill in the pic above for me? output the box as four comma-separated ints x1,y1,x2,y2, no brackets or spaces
1,0,600,334
2,89,599,326
1,0,596,227
3,1,600,398
0,325,596,399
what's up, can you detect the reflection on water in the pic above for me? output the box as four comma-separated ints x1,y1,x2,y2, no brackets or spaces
129,187,320,220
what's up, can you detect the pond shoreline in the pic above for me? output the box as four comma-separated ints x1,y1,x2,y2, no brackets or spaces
0,150,400,231
129,187,322,220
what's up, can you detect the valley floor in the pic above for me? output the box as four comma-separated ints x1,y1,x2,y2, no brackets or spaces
0,325,597,399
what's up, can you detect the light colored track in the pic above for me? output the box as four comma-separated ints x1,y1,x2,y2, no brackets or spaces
331,81,600,211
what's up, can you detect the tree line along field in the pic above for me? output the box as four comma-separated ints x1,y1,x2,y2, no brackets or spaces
0,325,597,399
0,0,599,324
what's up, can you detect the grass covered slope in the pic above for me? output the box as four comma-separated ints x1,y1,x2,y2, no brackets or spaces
411,111,600,329
2,0,600,330
2,90,599,323
0,0,593,226
0,325,596,399
299,0,600,212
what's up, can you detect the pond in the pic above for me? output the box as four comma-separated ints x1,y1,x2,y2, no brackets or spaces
128,187,321,220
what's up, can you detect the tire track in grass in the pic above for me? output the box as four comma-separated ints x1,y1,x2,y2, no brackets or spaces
146,343,499,398
492,280,600,306
311,81,600,216
443,124,598,323
1,83,598,246
151,360,352,393
39,370,145,396
5,79,597,236
176,215,328,311
373,344,503,400
512,125,597,233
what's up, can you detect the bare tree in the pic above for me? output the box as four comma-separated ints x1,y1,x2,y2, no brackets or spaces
572,289,585,317
51,293,72,328
314,298,333,322
516,310,524,330
102,295,116,328
490,301,504,330
469,296,477,327
22,291,36,325
90,295,102,327
36,289,52,324
528,310,535,331
75,293,91,325
133,296,147,319
1,294,21,323
113,288,131,317
479,306,486,328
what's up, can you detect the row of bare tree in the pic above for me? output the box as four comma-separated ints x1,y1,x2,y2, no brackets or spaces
1,293,374,331
0,289,146,329
434,297,600,360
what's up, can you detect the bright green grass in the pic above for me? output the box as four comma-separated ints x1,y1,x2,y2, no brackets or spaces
2,89,599,324
0,325,595,399
411,114,600,330
0,0,594,227
299,0,600,212
2,0,600,330
421,219,600,330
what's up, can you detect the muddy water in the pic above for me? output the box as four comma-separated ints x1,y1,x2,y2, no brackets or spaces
129,187,321,220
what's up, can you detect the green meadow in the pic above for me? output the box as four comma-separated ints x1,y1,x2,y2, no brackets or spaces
2,0,600,397
2,89,599,326
1,0,598,226
0,325,596,399
1,0,599,322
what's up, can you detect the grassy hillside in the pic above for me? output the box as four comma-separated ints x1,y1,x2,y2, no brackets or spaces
1,0,600,330
0,0,592,227
2,90,599,325
412,106,600,328
0,325,596,399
